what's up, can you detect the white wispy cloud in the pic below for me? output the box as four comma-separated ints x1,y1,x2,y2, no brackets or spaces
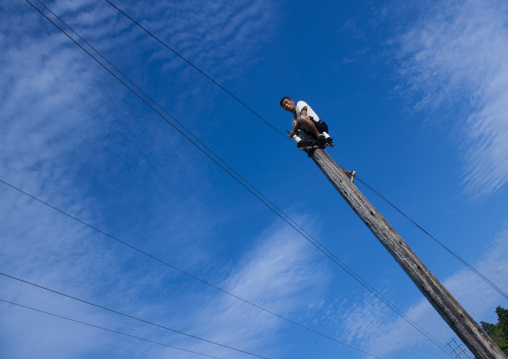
0,2,329,359
0,2,107,191
0,197,329,358
395,0,508,197
108,0,277,82
0,2,179,357
0,20,132,347
335,229,508,358
153,218,329,359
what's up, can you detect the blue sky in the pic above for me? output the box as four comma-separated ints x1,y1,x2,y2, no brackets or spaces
1,0,508,358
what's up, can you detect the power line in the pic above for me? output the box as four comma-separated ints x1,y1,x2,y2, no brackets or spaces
0,298,225,359
103,0,506,300
102,0,507,303
104,0,292,143
28,5,445,349
24,1,451,355
0,272,270,359
0,177,381,359
17,3,384,356
355,176,508,300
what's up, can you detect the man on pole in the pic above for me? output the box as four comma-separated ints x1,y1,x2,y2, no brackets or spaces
280,96,355,182
280,97,330,141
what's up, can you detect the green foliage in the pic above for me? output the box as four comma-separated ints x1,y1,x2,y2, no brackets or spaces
480,321,495,334
480,306,508,356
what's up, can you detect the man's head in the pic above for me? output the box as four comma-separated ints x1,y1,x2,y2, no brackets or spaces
280,96,296,113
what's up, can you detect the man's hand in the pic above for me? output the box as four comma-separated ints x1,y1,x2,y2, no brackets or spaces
288,129,297,138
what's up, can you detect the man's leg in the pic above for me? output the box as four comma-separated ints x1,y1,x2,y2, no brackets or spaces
342,169,356,183
298,117,322,139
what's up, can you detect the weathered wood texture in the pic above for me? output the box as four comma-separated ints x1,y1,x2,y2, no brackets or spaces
310,148,507,359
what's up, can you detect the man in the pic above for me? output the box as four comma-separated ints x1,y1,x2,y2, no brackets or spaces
280,97,330,141
280,96,356,182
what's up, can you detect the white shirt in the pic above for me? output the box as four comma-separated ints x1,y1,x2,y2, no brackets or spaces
292,101,321,127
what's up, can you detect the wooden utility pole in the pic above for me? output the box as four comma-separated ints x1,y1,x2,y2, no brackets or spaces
309,148,507,359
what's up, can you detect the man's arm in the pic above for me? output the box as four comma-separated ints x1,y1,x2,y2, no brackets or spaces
298,106,308,119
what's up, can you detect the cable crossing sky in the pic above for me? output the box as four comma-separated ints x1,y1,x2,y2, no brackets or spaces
102,0,507,301
103,0,292,142
19,1,473,357
12,2,449,352
0,272,270,359
0,299,225,359
17,1,507,358
0,176,382,359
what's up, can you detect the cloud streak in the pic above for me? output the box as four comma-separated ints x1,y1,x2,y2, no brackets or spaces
158,218,329,359
395,0,508,196
1,6,327,357
104,0,277,83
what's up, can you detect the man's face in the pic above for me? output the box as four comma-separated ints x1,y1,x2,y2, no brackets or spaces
281,98,295,113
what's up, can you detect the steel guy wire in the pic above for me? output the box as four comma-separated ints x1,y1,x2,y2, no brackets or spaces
74,0,507,348
0,177,381,359
0,272,270,359
18,4,384,356
33,3,426,337
25,2,452,355
0,299,224,359
104,0,292,143
354,176,508,301
102,0,507,301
